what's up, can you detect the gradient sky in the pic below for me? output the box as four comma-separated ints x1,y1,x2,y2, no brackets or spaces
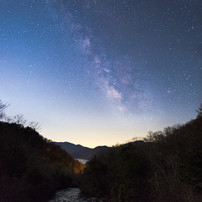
0,0,201,148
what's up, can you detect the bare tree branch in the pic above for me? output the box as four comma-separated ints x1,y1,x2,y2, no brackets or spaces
0,100,9,119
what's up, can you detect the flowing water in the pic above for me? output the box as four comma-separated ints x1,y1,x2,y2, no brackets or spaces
49,188,102,202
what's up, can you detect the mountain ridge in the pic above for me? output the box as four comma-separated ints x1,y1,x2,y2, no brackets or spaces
53,141,109,160
54,141,88,153
53,141,145,160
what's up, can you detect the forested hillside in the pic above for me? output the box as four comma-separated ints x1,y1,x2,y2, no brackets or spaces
79,105,202,202
0,100,85,202
1,99,202,202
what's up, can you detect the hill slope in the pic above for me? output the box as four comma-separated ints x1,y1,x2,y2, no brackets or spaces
80,116,202,202
0,121,84,202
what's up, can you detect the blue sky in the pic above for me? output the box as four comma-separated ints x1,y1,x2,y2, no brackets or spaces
1,0,201,147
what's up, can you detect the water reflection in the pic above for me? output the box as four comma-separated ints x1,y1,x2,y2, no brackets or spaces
76,158,89,165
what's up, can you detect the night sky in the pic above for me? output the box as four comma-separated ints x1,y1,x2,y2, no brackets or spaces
1,0,202,147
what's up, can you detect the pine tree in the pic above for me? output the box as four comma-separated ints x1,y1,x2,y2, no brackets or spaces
196,103,202,118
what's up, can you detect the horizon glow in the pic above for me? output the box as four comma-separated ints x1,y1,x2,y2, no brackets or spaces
1,0,201,148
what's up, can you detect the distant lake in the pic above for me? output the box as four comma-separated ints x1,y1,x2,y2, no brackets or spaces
76,158,88,165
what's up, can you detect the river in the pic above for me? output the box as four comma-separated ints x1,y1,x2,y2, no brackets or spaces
49,188,102,202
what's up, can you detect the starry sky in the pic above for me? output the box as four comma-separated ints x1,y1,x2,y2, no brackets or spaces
0,0,202,148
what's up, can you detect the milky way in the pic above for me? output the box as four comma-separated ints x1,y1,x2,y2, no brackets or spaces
0,0,201,147
45,0,159,112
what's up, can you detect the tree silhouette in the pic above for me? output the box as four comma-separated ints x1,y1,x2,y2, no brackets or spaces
0,100,9,119
196,103,202,118
80,104,202,202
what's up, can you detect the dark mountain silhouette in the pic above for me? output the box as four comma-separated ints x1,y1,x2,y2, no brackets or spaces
54,141,145,160
1,99,202,202
0,121,85,202
54,142,109,160
71,146,109,160
54,141,88,154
